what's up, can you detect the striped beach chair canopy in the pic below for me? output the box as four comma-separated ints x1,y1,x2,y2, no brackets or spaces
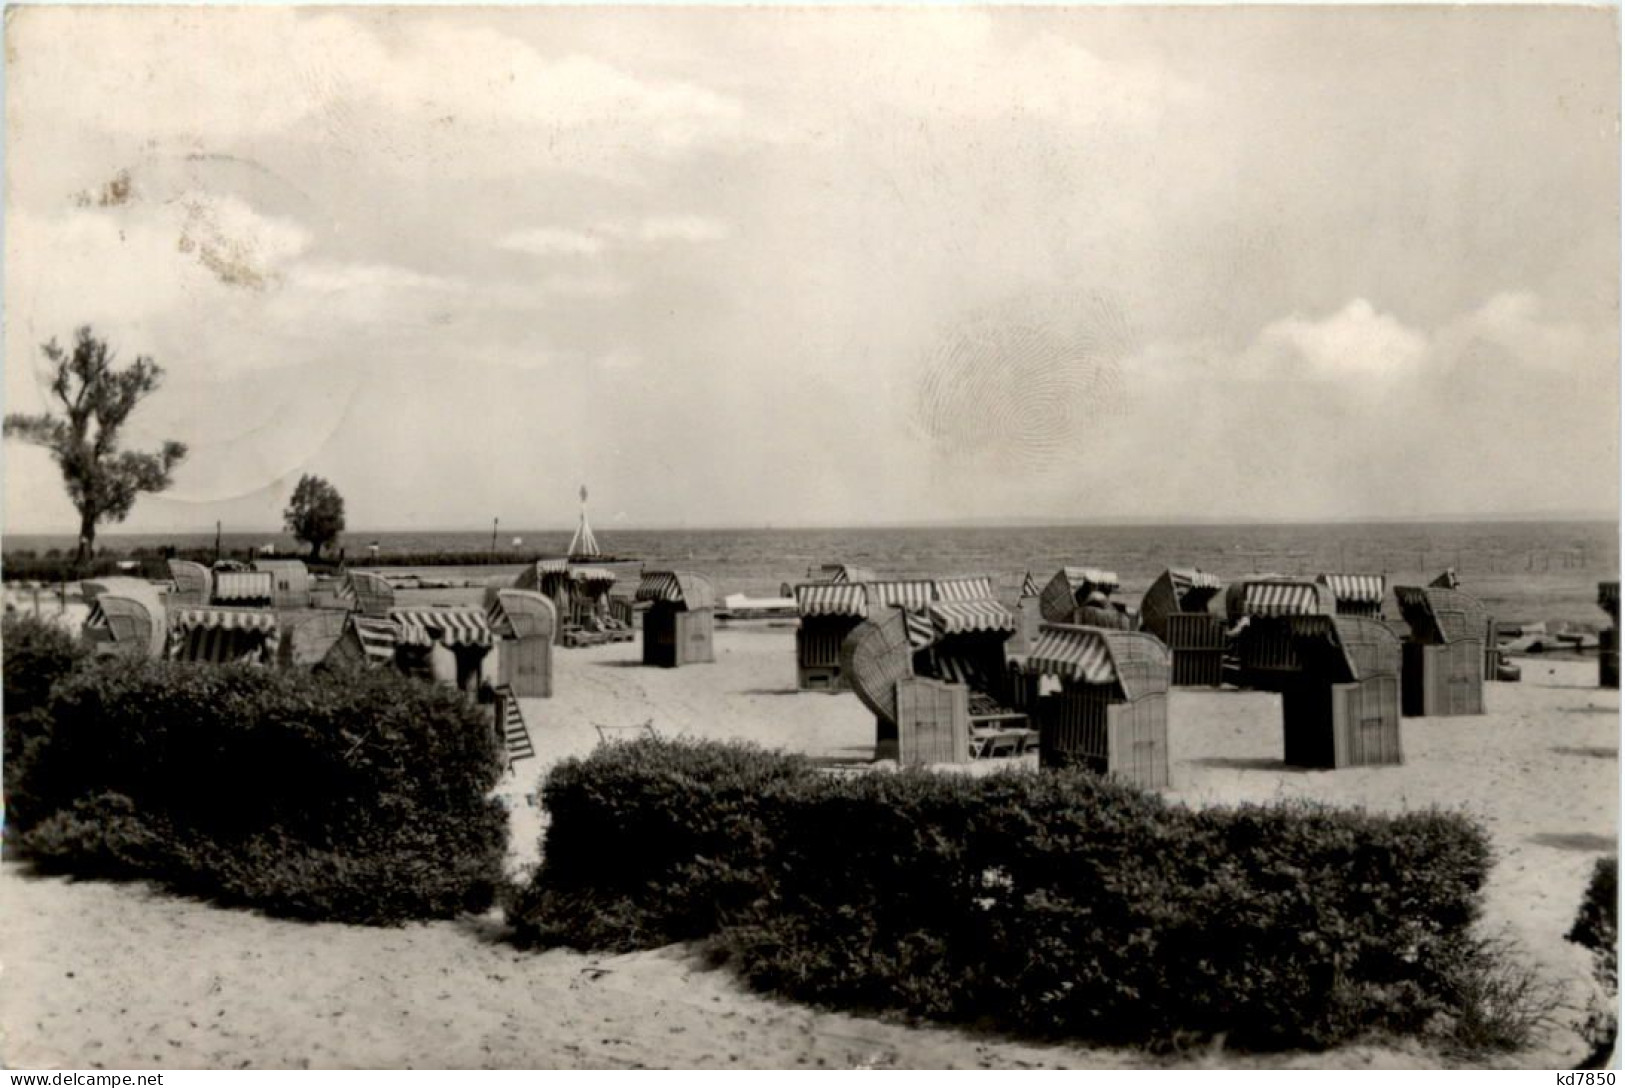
1316,573,1387,608
387,607,494,648
805,563,877,585
348,615,404,666
928,599,1016,637
1020,624,1170,701
934,576,995,602
168,607,279,664
868,580,936,611
570,566,617,587
1169,568,1224,605
1227,579,1332,621
796,582,868,618
635,571,717,611
1020,571,1041,598
512,558,572,594
213,570,274,604
170,606,278,635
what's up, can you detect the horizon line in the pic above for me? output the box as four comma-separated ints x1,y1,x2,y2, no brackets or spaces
4,511,1619,538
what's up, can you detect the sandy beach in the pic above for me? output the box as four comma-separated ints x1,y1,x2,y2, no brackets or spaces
3,624,1617,1069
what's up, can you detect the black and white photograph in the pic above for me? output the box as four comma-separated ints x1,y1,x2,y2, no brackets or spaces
1,3,1619,1072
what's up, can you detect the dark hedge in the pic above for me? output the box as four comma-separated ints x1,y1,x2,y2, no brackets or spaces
513,737,1493,1051
10,657,509,924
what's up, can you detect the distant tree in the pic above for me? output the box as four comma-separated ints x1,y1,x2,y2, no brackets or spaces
4,328,188,568
284,475,346,559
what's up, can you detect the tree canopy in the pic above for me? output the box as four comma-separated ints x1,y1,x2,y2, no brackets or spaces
4,327,187,565
284,474,346,559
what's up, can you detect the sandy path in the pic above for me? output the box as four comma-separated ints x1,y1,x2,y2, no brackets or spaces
3,626,1616,1068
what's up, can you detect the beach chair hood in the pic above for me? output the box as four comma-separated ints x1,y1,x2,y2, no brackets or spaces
841,607,919,728
1021,624,1170,701
484,587,558,641
1038,567,1121,623
636,571,716,611
1393,585,1487,646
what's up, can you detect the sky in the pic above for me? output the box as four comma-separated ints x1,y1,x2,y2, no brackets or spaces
3,6,1619,533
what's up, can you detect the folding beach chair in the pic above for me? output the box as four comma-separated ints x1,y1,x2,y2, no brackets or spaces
594,720,659,744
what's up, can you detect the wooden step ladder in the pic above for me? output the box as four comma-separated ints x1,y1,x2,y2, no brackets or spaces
494,685,536,767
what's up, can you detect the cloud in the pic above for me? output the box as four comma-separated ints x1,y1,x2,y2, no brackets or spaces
1250,299,1430,383
497,228,609,258
497,215,730,259
8,9,757,184
632,215,730,243
536,272,628,299
1097,291,1619,518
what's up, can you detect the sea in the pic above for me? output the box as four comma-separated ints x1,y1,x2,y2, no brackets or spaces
7,520,1619,629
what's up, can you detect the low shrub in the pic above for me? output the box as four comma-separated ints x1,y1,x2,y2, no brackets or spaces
508,738,812,950
1567,856,1619,1062
513,737,1495,1052
3,614,90,829
11,659,509,924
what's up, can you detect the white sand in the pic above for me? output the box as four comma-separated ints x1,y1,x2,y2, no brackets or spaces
3,627,1617,1069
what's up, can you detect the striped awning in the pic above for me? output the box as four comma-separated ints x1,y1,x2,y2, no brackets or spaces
170,607,279,635
1062,567,1120,593
535,558,572,575
570,566,616,586
1392,586,1431,613
350,616,401,664
929,600,1016,635
388,608,492,648
1024,625,1116,685
902,608,936,649
486,596,517,639
213,571,274,602
169,626,273,664
1318,573,1386,606
797,583,867,618
870,581,935,611
634,571,715,610
935,576,995,602
1241,582,1323,617
636,571,684,603
393,619,434,647
1171,568,1223,592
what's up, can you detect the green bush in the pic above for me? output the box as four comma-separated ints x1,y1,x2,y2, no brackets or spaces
1567,856,1619,1059
508,738,811,950
514,737,1494,1051
3,613,90,830
12,658,509,924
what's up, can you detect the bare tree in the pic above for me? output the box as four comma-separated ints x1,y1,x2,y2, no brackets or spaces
4,327,188,567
